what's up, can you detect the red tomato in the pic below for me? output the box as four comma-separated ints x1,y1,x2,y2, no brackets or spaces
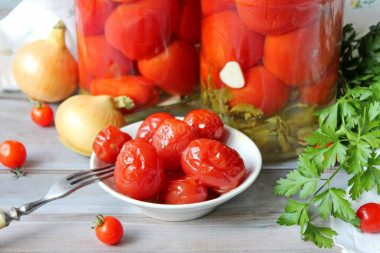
228,66,290,116
184,109,224,141
31,103,54,127
114,139,166,200
77,34,133,79
152,118,199,171
263,14,335,87
201,0,236,17
201,11,264,71
90,76,159,107
0,140,27,169
174,0,201,44
235,0,320,35
75,0,116,36
158,176,208,204
138,40,199,96
298,50,339,105
136,113,175,143
94,214,123,245
104,0,180,60
200,53,224,89
356,203,380,233
92,125,132,164
181,138,246,194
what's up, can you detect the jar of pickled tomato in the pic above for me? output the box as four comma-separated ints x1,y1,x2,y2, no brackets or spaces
74,0,201,111
200,0,344,161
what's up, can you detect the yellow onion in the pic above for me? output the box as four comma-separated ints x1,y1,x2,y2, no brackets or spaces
55,95,134,156
12,21,78,102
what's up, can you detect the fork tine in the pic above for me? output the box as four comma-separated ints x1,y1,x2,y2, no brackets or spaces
66,164,115,181
69,171,115,189
69,167,115,185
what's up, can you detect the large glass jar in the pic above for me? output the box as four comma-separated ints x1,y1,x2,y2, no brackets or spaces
74,0,201,111
200,0,344,161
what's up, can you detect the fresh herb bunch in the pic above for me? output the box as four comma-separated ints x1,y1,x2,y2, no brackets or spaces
274,22,380,248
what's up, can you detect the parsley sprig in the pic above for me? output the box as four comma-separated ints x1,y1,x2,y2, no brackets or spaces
274,22,380,248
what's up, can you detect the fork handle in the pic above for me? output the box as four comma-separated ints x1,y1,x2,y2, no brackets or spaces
0,198,47,229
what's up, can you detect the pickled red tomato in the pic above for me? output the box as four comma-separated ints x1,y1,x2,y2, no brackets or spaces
90,75,159,107
201,11,264,71
114,139,166,200
298,52,339,105
136,113,175,143
174,0,201,44
181,138,246,194
152,118,199,171
201,0,236,17
75,0,116,36
104,0,180,60
184,109,224,141
200,53,224,89
263,14,336,87
235,0,320,35
92,125,132,164
77,34,133,79
158,176,208,204
138,40,199,96
228,66,290,116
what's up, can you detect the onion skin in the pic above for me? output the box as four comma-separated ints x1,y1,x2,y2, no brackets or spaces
55,95,130,156
12,21,78,103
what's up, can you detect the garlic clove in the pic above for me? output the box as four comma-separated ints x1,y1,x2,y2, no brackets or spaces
219,61,245,88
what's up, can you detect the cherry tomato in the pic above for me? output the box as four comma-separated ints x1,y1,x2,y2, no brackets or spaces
228,66,290,116
77,34,133,79
136,113,175,143
298,52,339,105
114,139,166,200
152,118,199,171
181,138,246,194
200,53,224,89
174,0,201,44
90,75,159,107
201,0,236,17
92,125,132,164
0,140,27,177
201,11,264,71
158,176,208,204
104,0,180,60
94,214,123,245
356,202,380,233
263,14,335,87
31,102,54,127
184,109,224,141
75,0,116,36
235,0,319,35
138,40,199,96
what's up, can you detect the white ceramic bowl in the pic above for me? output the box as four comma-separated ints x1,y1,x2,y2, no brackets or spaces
90,118,262,221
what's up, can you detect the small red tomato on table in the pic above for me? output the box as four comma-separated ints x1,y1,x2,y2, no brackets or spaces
356,202,380,233
31,102,54,127
93,214,123,245
0,140,27,177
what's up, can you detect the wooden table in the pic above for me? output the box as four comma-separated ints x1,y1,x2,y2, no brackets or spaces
0,91,346,252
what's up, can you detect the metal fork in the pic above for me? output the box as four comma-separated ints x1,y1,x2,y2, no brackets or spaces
0,164,115,229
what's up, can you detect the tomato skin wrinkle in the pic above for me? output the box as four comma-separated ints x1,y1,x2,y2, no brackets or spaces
181,138,246,194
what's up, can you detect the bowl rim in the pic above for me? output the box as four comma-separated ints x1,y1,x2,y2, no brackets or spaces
92,119,262,210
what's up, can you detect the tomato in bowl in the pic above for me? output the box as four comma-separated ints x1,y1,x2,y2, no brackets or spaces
90,117,262,221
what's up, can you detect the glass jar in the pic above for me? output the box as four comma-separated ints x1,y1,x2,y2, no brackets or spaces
200,0,344,161
74,0,201,111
